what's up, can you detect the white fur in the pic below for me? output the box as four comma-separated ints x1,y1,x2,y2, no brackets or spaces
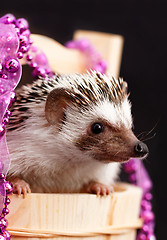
7,97,132,193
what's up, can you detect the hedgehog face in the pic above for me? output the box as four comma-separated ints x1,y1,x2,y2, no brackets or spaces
44,72,148,163
74,100,149,163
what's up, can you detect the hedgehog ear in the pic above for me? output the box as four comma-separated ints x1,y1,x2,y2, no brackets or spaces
45,88,72,127
121,81,128,96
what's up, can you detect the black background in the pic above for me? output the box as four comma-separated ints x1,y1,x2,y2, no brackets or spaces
1,0,167,238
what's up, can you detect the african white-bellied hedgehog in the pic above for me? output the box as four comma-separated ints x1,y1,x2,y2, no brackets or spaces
6,71,148,196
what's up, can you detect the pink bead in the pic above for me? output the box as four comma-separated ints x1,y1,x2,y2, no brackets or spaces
147,234,156,240
5,58,20,73
2,207,9,215
3,117,9,125
137,232,147,240
5,181,13,194
16,18,29,32
5,110,11,118
17,51,24,59
1,74,8,79
0,13,16,24
0,235,6,240
26,54,33,62
32,67,46,78
6,197,11,205
144,193,152,201
93,64,104,73
99,60,108,70
142,224,150,234
0,173,5,179
21,29,31,38
30,62,38,68
0,218,8,228
2,230,10,240
77,39,90,51
19,35,29,46
141,200,152,211
141,210,154,222
65,41,77,48
35,53,48,66
19,45,27,53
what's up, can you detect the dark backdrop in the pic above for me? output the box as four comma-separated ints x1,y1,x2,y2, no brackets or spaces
1,0,167,238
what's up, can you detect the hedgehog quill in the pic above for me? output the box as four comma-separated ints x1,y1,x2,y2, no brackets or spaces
6,71,149,196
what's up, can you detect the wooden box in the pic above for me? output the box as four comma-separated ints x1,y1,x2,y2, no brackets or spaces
7,183,142,240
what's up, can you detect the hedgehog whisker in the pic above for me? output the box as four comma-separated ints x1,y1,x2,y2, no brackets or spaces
141,133,156,142
138,121,159,141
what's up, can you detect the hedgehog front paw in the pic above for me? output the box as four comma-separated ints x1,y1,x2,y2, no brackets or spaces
11,178,31,198
84,182,114,196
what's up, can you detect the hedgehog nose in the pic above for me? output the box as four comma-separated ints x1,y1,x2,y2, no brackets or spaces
134,141,149,157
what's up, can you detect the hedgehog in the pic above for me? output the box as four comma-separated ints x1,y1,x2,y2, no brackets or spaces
6,71,148,196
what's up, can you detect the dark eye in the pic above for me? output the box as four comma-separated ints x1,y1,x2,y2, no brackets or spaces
91,122,104,134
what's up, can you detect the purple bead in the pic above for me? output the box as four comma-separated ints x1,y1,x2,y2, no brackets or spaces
2,208,9,216
19,35,29,46
21,29,31,38
3,117,9,125
0,173,5,180
137,232,147,240
5,197,11,205
16,18,29,32
147,233,156,240
35,53,48,66
141,200,152,211
5,58,20,73
2,230,10,240
1,74,8,79
77,39,90,51
65,40,77,48
30,62,38,68
5,181,13,195
141,210,154,222
32,67,46,78
17,51,24,59
0,218,8,228
0,13,16,24
0,124,5,138
142,224,150,234
144,193,152,201
0,235,6,240
26,54,33,62
93,64,104,74
5,110,11,118
19,45,28,53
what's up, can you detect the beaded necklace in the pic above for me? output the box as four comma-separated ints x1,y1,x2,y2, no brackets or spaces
0,13,156,240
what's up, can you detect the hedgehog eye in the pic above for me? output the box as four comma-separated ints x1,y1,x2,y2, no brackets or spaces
91,123,104,134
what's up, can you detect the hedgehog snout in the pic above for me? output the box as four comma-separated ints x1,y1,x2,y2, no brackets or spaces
134,141,149,158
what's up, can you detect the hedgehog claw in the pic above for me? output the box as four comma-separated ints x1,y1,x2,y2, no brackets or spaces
83,182,114,196
11,178,31,198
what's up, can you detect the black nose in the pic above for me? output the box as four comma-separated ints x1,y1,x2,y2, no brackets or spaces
134,141,149,157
